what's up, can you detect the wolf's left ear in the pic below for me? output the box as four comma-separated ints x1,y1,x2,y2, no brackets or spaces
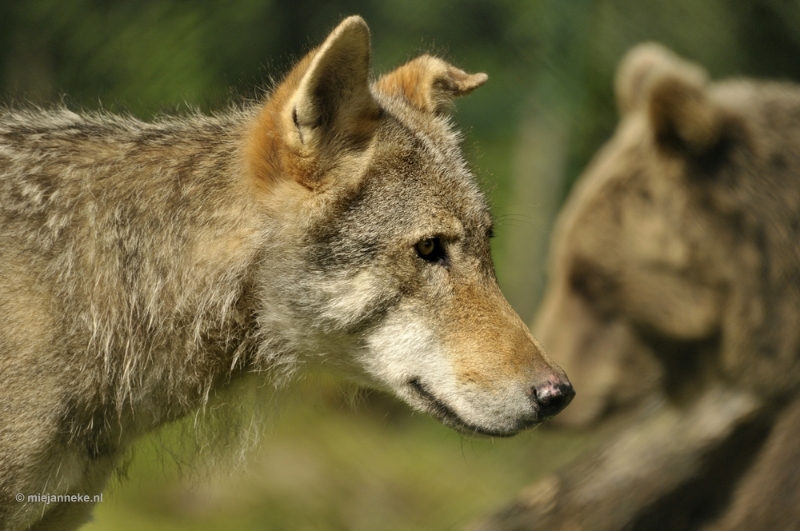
287,16,380,152
375,55,487,115
247,16,382,190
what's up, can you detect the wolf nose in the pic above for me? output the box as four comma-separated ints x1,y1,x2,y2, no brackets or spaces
531,380,575,419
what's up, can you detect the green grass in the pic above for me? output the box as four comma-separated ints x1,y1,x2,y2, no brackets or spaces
84,374,594,531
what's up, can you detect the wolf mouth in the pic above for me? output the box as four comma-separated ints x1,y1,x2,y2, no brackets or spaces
407,378,538,437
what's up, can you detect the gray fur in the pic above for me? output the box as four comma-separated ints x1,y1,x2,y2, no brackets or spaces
0,17,571,531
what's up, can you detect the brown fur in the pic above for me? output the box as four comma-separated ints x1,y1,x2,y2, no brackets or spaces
0,17,573,531
374,55,487,115
467,43,800,531
446,282,549,388
537,42,800,428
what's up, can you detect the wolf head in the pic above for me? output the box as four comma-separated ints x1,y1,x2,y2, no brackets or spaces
245,16,573,436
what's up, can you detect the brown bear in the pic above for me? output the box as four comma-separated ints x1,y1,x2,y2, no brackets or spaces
466,44,800,531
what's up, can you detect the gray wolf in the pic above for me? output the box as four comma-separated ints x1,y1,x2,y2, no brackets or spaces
0,16,573,531
469,43,800,531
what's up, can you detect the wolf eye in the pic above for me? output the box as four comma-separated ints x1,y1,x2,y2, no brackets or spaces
415,238,447,264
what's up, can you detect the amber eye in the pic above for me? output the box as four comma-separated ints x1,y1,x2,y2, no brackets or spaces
417,238,435,256
415,237,447,264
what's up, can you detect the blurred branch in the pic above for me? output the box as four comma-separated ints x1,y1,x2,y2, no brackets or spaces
465,387,769,531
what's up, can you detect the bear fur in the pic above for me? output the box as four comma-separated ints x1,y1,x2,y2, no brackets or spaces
466,43,800,531
538,43,800,428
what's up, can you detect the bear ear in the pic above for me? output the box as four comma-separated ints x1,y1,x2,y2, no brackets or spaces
615,43,707,115
647,72,723,157
616,43,724,157
374,55,487,115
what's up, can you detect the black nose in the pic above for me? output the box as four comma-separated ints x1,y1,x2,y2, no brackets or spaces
531,380,575,419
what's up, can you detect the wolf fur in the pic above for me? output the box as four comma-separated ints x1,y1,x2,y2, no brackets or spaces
0,17,573,530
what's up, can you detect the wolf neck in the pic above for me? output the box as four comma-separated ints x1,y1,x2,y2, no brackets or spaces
36,109,274,431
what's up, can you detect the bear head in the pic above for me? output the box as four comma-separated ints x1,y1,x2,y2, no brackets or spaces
535,43,800,428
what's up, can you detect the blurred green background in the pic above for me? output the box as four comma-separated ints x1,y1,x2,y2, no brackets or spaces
3,1,800,529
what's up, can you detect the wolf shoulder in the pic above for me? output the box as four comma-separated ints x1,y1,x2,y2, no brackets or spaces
0,106,258,246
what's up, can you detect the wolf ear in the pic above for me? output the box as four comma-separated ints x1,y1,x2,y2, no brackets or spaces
287,16,380,152
616,43,724,157
246,16,382,190
375,55,487,115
